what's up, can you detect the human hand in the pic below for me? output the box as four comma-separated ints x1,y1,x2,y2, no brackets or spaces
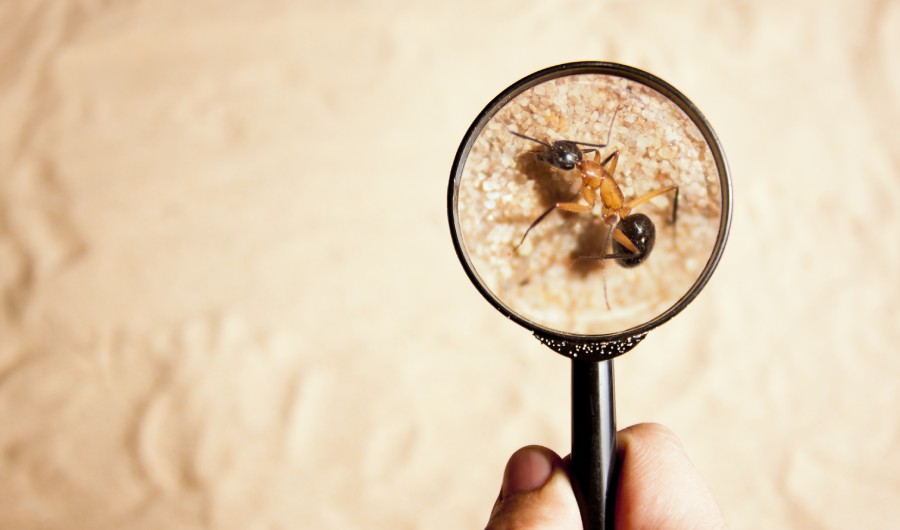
485,423,727,529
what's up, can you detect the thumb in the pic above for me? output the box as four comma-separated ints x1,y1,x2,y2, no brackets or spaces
615,423,727,529
485,446,582,530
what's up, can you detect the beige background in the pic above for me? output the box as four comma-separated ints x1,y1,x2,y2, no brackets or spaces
1,1,899,529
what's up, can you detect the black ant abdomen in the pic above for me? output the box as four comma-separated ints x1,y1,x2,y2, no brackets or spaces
612,213,655,268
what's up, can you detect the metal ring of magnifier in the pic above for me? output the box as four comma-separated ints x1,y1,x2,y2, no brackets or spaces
448,62,732,362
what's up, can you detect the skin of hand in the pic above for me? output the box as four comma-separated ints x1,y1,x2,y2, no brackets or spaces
485,423,728,530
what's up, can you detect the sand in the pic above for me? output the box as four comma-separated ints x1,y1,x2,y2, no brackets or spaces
1,1,899,529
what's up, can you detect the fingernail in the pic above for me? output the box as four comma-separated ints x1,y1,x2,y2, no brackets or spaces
501,446,553,497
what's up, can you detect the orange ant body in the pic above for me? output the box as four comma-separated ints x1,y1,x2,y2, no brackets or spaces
510,113,679,305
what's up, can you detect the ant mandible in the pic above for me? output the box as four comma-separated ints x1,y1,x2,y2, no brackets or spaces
509,109,679,283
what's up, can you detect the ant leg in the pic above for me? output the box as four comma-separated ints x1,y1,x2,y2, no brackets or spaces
575,228,641,261
576,251,638,262
600,150,618,175
624,184,679,252
573,216,634,261
612,227,640,254
554,193,595,214
625,184,679,223
670,186,679,225
514,204,558,250
596,214,621,268
574,221,638,312
595,217,622,311
514,188,595,250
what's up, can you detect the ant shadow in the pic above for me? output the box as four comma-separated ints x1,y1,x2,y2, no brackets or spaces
514,149,572,201
570,217,612,277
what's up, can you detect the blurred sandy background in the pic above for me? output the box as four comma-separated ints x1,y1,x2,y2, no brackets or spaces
1,1,899,529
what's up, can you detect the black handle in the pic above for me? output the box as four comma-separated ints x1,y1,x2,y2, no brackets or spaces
571,359,618,529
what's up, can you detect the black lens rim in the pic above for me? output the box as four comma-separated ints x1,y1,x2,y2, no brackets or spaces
448,61,732,354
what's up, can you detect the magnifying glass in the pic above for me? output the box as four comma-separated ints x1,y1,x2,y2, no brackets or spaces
447,62,732,528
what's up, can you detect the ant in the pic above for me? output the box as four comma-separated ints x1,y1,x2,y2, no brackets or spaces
509,111,679,305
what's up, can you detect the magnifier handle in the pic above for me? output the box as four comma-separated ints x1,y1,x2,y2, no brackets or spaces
571,359,618,529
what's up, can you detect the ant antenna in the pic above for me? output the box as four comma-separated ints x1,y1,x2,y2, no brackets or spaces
509,106,620,150
508,129,551,147
571,106,620,149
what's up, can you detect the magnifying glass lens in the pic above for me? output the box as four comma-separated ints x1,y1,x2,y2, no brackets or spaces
453,68,727,339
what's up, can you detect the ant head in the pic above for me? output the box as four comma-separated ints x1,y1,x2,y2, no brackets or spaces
537,141,583,171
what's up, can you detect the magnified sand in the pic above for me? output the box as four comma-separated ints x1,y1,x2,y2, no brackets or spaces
456,72,723,335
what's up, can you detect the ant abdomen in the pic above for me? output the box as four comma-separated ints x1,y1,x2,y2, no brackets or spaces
612,213,655,268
